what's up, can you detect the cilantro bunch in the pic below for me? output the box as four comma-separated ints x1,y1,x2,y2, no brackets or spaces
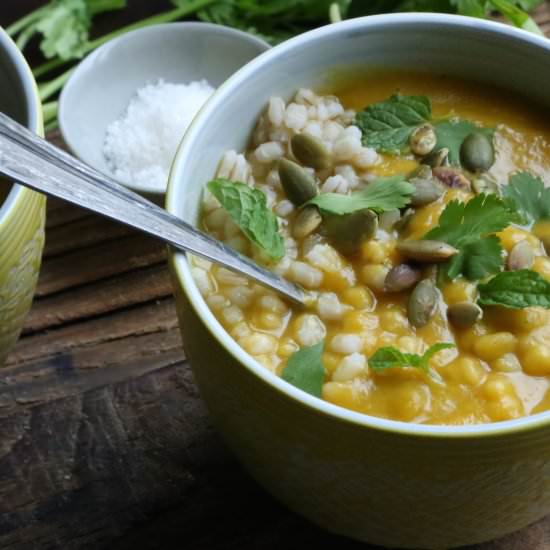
6,0,546,132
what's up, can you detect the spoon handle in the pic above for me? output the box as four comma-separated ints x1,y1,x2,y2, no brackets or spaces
0,114,305,305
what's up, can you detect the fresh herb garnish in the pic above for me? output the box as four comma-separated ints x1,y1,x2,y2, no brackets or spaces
432,120,495,166
207,178,285,260
503,172,550,226
306,176,414,216
424,193,515,280
282,341,325,397
478,269,550,309
369,342,455,382
354,95,431,153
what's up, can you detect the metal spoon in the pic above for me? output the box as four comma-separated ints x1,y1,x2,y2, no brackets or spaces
0,113,306,305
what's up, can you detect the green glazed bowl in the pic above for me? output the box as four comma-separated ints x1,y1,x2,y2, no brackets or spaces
0,27,46,365
167,14,550,549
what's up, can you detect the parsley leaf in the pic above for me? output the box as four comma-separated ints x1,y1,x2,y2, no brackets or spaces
433,120,494,166
424,193,515,280
503,172,550,226
306,176,414,216
207,179,285,260
282,341,325,397
478,270,550,309
354,95,431,153
369,343,455,382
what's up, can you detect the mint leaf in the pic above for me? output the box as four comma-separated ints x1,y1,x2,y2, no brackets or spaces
433,119,494,165
306,176,414,215
478,270,550,309
282,341,325,397
207,179,285,260
369,343,455,382
503,172,550,226
354,95,431,153
424,193,514,280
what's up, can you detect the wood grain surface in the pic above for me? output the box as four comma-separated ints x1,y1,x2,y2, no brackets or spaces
1,3,550,549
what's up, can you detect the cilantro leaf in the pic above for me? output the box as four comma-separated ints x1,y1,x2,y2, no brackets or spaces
306,176,414,215
424,193,514,280
354,95,431,153
478,270,550,309
207,179,285,260
433,120,494,165
282,341,325,397
369,343,455,382
503,172,550,226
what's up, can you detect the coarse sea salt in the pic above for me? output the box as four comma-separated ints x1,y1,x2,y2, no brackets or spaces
103,79,215,192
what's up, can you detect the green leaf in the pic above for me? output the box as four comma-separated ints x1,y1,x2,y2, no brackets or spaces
282,341,325,397
503,172,550,226
207,179,285,260
306,176,414,216
489,0,544,34
424,193,515,280
354,95,432,153
478,270,550,309
454,0,486,17
433,119,494,166
369,343,455,382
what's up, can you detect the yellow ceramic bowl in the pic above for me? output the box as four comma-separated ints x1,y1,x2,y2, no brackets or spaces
0,28,46,365
167,14,550,549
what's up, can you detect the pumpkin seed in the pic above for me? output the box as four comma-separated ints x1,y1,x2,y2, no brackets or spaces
396,239,459,263
507,240,534,271
323,209,377,256
409,124,437,156
378,209,401,232
447,301,482,329
423,147,449,168
433,167,471,190
385,264,422,292
409,164,433,179
408,279,438,327
293,206,323,240
460,132,495,172
291,133,332,170
472,174,499,195
279,158,318,206
409,177,444,207
394,208,415,233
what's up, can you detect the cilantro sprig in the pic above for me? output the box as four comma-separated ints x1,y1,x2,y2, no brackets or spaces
282,341,325,397
478,270,550,309
424,193,515,280
207,179,285,260
306,176,414,216
503,172,550,226
369,343,455,383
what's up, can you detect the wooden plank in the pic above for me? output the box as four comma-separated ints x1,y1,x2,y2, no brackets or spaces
24,263,172,334
36,234,166,297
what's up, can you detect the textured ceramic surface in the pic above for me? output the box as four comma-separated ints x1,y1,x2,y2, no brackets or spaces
0,28,46,366
59,22,269,195
167,15,550,549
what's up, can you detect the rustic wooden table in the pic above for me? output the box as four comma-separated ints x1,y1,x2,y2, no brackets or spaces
2,3,550,549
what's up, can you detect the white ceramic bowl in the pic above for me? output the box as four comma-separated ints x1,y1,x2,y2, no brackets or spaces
59,22,269,195
167,14,550,549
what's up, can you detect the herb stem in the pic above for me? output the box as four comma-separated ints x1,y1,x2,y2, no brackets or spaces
5,5,48,37
42,101,58,124
329,3,342,23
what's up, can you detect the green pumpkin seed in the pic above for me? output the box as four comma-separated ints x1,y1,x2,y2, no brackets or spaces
409,124,437,156
472,175,499,196
279,158,318,206
378,209,401,232
385,264,421,293
293,206,323,240
408,279,438,328
409,177,444,207
323,209,377,256
507,240,534,271
409,164,433,179
396,239,459,263
447,302,482,329
433,167,471,190
394,208,415,233
291,133,332,170
460,132,495,172
423,147,449,168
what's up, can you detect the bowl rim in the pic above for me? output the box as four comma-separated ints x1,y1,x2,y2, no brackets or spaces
58,21,270,196
167,12,550,439
0,26,43,225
